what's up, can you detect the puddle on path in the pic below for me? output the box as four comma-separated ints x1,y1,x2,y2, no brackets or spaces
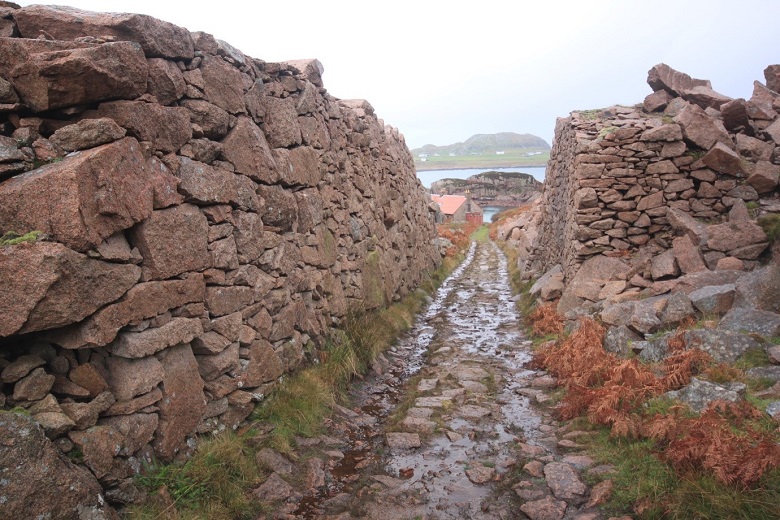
293,241,548,519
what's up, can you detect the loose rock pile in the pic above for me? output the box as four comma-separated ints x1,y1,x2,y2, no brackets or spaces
0,4,439,514
500,63,780,418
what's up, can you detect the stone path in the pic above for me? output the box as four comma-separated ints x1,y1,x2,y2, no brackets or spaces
260,242,627,520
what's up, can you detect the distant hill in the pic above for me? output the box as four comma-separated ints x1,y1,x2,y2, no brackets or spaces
413,132,550,156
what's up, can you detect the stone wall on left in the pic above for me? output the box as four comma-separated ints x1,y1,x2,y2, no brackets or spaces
0,4,440,514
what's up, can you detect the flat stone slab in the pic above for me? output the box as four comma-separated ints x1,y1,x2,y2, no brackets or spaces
458,380,488,393
415,396,451,408
417,378,438,392
544,462,587,501
406,407,434,418
519,496,567,520
386,432,421,450
400,416,435,434
465,465,495,484
456,404,491,418
450,365,490,381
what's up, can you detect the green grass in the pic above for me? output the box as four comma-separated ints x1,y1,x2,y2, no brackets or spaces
735,347,771,370
414,148,549,170
0,230,41,246
585,429,780,519
129,433,263,520
470,225,489,242
758,214,780,244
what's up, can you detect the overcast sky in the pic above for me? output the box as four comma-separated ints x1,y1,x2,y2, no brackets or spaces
14,1,780,149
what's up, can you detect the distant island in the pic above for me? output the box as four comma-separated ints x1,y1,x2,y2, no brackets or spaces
430,171,543,207
412,132,551,170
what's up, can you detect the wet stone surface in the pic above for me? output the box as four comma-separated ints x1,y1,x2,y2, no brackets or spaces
280,242,614,519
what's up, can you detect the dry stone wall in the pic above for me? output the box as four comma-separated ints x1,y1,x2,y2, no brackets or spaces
0,4,438,511
527,63,779,281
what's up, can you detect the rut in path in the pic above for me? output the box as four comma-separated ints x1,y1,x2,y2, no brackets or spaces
286,241,612,520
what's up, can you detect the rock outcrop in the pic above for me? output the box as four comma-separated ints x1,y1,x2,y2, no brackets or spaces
0,4,439,513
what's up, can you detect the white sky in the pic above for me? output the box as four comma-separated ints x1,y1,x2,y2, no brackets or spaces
14,1,780,149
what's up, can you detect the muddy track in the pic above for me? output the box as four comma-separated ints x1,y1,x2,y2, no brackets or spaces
279,241,615,520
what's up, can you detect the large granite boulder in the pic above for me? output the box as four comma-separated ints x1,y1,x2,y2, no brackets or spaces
0,242,140,337
14,4,194,59
1,39,147,112
0,137,154,252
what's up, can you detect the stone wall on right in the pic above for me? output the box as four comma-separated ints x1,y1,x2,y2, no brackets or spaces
528,63,780,282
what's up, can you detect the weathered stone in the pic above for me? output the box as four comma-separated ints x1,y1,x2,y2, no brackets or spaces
643,90,673,112
87,100,190,154
60,390,115,430
69,363,109,398
257,184,299,231
707,220,767,252
702,142,746,177
719,307,780,337
689,284,736,315
196,342,239,381
105,387,162,416
0,412,114,519
153,344,206,461
100,413,158,456
666,378,742,413
110,317,203,358
221,116,278,184
205,286,254,316
68,425,123,479
14,5,195,59
673,103,733,150
629,301,662,335
200,55,247,114
49,118,126,152
13,367,55,401
747,160,780,193
684,85,732,110
648,63,711,97
176,157,259,210
604,325,642,356
130,203,210,280
544,462,587,501
684,329,760,363
651,249,679,280
637,191,665,211
46,275,205,349
0,137,153,252
465,464,495,485
386,432,421,449
146,58,186,105
4,40,147,112
33,411,76,439
0,243,141,338
641,123,682,142
263,96,302,148
256,448,294,475
234,339,284,387
520,496,566,520
253,473,294,502
1,354,46,383
180,99,230,140
107,355,163,402
671,234,707,274
734,265,780,313
661,291,696,327
667,207,708,245
272,146,322,187
721,98,751,131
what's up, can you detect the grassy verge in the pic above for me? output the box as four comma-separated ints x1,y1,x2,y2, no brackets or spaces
125,225,474,519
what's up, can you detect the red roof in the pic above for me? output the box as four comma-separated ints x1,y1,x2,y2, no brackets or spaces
431,194,466,215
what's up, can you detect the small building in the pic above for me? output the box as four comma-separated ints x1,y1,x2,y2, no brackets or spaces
430,193,483,224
